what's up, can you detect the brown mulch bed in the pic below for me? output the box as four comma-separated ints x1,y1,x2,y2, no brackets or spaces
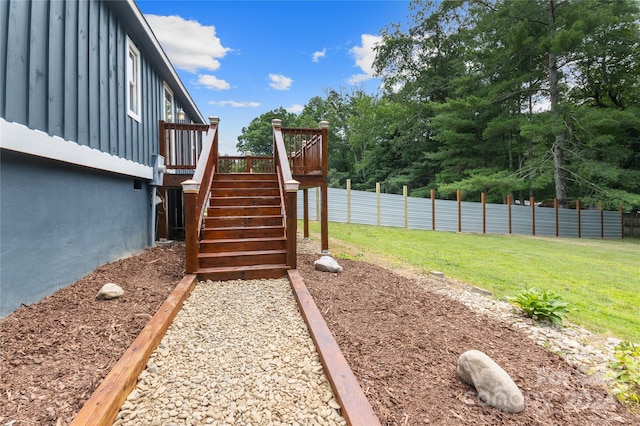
0,243,185,425
298,253,638,426
1,243,637,425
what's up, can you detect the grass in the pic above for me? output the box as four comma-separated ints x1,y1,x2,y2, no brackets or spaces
303,221,640,342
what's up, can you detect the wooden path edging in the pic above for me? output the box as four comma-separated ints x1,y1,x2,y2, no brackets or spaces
288,269,381,426
71,274,198,426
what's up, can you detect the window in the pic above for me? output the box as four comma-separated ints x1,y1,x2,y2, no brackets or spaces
126,37,141,122
163,83,174,122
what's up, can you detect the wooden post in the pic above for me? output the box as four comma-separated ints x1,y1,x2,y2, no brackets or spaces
181,180,200,274
403,185,408,228
530,196,536,236
431,189,436,231
620,205,624,239
303,188,309,239
577,199,581,238
481,192,486,234
376,182,381,226
286,189,298,268
245,152,252,173
554,198,559,237
457,190,462,233
507,194,512,234
347,179,351,224
321,183,329,253
600,202,604,239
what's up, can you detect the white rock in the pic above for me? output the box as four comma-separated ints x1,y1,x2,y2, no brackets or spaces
314,256,343,273
96,282,124,300
457,350,524,413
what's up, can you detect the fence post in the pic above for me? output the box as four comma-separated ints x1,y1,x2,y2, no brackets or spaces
507,194,512,234
530,196,536,236
554,198,559,237
457,190,462,233
376,182,381,226
403,185,408,228
303,188,309,239
600,202,604,239
431,189,436,231
481,192,486,234
577,199,581,238
347,179,351,224
620,205,624,239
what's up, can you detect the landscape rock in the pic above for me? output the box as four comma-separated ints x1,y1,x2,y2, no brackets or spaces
314,256,343,273
457,349,524,413
96,283,124,300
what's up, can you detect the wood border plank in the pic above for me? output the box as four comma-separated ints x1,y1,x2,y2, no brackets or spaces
71,274,198,425
288,269,381,426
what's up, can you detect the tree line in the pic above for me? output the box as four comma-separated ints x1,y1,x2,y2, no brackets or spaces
236,0,640,210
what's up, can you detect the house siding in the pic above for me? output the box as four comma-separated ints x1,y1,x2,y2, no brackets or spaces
0,0,184,166
0,0,202,315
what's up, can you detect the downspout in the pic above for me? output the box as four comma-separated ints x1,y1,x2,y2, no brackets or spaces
150,154,166,246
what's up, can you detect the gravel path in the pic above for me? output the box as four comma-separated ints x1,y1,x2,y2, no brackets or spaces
114,278,346,426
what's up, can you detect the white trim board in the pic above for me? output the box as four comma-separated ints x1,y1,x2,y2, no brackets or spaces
0,119,152,179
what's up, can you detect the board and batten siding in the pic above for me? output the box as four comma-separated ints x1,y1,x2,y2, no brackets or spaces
0,0,178,167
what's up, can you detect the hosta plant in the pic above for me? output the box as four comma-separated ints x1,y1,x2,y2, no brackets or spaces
509,288,569,324
609,341,640,407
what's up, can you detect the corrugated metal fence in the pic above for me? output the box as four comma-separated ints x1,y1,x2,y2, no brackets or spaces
297,186,625,239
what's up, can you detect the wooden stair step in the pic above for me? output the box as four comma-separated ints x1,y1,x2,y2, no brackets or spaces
210,196,280,206
204,215,283,228
197,264,290,281
198,249,287,268
213,180,278,189
199,237,286,253
215,173,277,181
201,226,285,239
210,188,279,197
207,205,281,217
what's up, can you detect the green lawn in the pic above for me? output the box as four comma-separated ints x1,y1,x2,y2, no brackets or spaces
303,221,640,342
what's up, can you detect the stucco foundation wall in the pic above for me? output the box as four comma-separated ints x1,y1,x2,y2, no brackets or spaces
0,151,151,315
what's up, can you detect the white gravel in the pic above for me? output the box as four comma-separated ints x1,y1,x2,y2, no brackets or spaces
114,278,346,426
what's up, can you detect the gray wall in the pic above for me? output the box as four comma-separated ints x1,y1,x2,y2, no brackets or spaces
0,0,195,166
0,151,150,315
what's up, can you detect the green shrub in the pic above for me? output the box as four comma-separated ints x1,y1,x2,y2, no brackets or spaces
609,341,640,406
509,288,569,324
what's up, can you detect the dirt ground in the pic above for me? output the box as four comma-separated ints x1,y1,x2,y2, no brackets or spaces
1,242,637,425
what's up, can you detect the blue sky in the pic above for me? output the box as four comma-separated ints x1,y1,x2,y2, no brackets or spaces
136,0,411,155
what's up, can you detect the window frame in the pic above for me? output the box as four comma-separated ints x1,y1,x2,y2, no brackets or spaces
163,82,174,122
126,37,141,122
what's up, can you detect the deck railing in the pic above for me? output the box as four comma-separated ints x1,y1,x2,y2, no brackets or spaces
273,119,299,268
282,125,328,176
218,155,274,173
181,118,219,274
159,121,210,172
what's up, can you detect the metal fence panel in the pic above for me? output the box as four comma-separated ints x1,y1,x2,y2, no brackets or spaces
296,187,622,239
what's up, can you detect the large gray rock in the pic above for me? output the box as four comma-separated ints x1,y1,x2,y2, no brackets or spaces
96,283,124,300
314,256,343,273
457,349,524,413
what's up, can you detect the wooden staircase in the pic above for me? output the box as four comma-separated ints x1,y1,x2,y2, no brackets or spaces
197,173,290,280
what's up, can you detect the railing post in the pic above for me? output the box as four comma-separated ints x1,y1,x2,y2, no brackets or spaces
182,179,200,274
319,121,329,177
209,116,219,170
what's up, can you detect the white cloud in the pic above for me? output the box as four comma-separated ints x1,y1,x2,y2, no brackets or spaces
287,104,304,114
209,100,261,108
145,14,231,72
196,75,231,90
312,48,327,63
349,34,382,83
269,74,293,90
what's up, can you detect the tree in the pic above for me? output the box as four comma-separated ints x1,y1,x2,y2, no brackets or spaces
236,108,298,155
